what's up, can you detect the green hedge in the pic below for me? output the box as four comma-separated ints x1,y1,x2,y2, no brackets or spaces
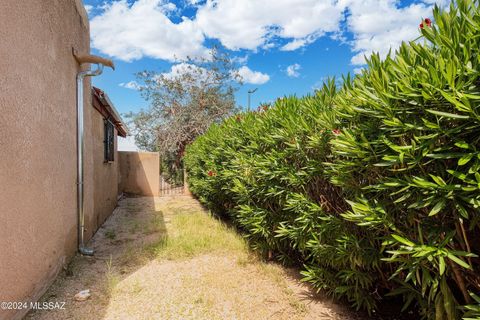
184,1,480,318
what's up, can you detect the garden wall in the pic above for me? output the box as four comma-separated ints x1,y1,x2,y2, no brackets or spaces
118,152,160,196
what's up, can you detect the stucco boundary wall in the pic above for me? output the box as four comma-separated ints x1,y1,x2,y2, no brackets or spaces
118,152,160,196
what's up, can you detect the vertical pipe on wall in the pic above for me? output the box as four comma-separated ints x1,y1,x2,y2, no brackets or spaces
76,63,104,256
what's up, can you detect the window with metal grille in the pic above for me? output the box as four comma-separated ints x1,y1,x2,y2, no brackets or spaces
104,119,115,162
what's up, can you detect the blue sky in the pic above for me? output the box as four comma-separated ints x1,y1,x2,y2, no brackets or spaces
82,0,447,148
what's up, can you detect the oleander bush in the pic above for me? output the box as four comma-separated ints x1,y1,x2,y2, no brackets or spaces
184,1,480,318
186,87,385,312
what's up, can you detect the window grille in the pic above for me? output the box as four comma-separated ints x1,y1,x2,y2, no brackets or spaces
104,119,115,162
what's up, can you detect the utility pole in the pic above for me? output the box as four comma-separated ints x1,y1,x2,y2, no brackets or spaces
247,88,258,111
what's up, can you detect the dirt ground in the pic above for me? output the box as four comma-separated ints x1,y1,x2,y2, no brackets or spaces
27,195,361,320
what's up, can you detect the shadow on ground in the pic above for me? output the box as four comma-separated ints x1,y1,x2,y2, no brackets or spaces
26,196,163,320
27,194,363,320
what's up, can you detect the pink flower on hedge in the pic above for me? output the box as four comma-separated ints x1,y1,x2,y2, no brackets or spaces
420,18,432,29
332,129,341,135
207,170,215,177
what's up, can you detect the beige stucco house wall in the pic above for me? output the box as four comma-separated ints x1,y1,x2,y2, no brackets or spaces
90,114,119,235
89,87,127,236
0,1,124,319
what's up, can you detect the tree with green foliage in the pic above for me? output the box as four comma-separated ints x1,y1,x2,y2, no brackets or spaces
125,48,241,167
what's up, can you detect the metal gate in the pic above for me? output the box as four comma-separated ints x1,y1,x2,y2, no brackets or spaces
159,167,185,196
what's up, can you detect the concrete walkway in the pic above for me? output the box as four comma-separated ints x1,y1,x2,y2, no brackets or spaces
27,195,358,320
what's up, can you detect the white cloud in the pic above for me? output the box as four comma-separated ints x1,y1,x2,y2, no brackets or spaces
186,0,203,5
118,136,140,151
157,63,269,85
161,62,205,79
231,55,249,65
90,0,207,62
157,63,216,87
237,66,270,85
84,5,93,14
286,63,301,78
119,80,141,90
89,0,447,68
281,39,307,51
195,0,345,51
345,0,443,66
162,2,177,13
353,67,364,75
91,0,344,59
421,0,449,5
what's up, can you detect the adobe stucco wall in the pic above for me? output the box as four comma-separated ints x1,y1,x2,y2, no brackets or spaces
90,112,120,237
0,1,96,319
118,152,160,196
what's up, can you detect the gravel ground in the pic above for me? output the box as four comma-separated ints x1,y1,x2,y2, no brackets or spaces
27,195,361,320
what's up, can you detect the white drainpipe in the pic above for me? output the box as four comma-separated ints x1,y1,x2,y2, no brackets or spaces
75,53,114,255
